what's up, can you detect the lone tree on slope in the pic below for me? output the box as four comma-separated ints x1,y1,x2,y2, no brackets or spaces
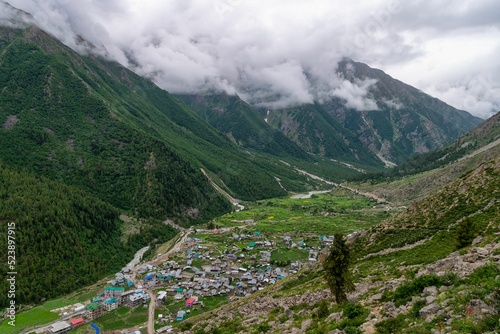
323,233,355,304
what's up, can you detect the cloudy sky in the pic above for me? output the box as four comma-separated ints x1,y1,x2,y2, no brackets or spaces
4,0,500,118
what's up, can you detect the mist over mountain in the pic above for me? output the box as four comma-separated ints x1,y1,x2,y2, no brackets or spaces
4,0,500,119
265,59,482,164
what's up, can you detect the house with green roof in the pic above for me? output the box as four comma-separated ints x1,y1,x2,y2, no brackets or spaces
103,297,119,311
84,302,103,320
104,286,125,298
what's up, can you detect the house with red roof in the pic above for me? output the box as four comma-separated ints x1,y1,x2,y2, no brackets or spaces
185,297,196,307
70,317,85,327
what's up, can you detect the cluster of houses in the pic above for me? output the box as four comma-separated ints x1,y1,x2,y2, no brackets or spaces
46,281,150,333
47,230,331,331
83,286,150,321
138,236,315,316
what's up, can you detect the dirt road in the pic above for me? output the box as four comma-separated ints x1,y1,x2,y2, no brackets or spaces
150,229,190,266
126,228,190,334
147,290,156,334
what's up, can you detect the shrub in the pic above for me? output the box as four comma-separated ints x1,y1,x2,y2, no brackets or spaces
344,302,365,319
375,314,406,334
317,300,329,318
257,323,271,332
393,274,442,305
340,302,369,329
344,327,363,334
455,219,476,249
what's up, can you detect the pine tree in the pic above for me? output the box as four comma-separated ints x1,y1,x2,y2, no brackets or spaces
455,218,476,249
323,233,355,304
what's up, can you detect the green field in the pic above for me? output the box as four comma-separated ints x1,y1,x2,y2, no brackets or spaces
0,305,59,334
69,306,148,333
212,189,392,238
271,248,309,263
155,295,229,329
0,282,108,334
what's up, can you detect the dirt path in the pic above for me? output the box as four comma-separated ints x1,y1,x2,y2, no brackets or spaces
457,137,500,162
200,168,244,211
147,290,156,334
150,230,190,266
359,236,432,260
338,184,388,203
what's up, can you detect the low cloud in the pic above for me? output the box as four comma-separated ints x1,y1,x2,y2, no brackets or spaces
5,0,500,116
330,78,379,111
427,73,500,119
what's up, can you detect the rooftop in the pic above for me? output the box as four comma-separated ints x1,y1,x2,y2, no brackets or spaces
85,302,101,311
50,321,71,332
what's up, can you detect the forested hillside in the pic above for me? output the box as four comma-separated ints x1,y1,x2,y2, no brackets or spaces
0,163,177,307
0,26,232,221
0,25,347,204
176,93,311,160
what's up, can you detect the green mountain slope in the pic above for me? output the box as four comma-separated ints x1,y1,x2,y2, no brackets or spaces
0,24,321,211
175,93,312,160
0,26,232,221
267,59,483,166
267,102,385,167
0,163,177,307
393,111,500,176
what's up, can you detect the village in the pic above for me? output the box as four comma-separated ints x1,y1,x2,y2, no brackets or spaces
44,221,337,334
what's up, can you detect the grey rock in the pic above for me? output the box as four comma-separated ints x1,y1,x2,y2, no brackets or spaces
328,330,344,334
301,318,312,331
472,236,486,245
425,295,437,304
468,299,495,318
419,302,440,322
422,286,438,297
326,311,343,322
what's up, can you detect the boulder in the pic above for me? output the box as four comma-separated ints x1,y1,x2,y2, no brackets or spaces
419,302,440,322
468,299,495,318
301,319,312,331
471,236,486,245
326,311,343,322
422,286,438,297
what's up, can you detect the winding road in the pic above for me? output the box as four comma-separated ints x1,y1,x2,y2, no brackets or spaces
127,228,191,334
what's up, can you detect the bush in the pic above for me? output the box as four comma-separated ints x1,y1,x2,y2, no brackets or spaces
344,327,363,334
344,302,365,319
257,323,271,332
455,219,476,249
340,302,369,329
178,322,193,331
411,299,426,318
393,274,442,306
375,314,406,334
317,300,329,318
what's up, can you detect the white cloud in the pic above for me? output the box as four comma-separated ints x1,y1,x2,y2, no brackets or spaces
330,78,379,111
5,0,500,117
